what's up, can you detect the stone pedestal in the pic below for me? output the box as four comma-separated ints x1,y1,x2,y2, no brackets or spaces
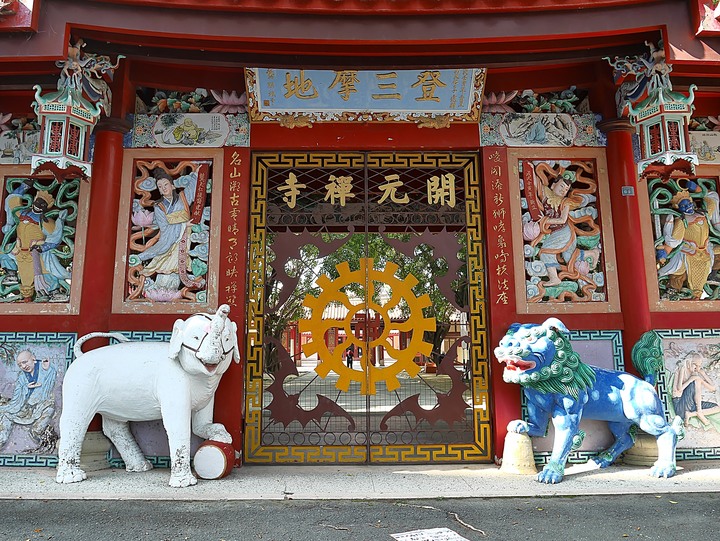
80,431,111,471
622,432,658,467
500,432,537,475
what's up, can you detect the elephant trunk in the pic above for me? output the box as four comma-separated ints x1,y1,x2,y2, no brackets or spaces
197,304,230,366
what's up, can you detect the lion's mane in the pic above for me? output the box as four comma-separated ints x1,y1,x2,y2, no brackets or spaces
507,328,596,400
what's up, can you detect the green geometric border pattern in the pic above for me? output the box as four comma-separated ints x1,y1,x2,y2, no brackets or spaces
0,332,76,468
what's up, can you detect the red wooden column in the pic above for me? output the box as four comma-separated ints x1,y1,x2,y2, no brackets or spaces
77,118,130,337
598,118,652,368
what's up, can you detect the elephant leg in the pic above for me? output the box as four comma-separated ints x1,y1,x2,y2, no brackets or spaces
55,406,94,484
593,421,634,468
161,402,196,488
102,417,152,473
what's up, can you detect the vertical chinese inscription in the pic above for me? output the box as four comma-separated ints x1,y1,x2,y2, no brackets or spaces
486,151,511,306
223,151,244,307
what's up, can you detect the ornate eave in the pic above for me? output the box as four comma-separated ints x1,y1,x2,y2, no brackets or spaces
32,84,102,125
627,85,696,124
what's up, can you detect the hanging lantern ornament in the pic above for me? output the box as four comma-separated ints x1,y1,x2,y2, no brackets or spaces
31,39,124,181
606,40,698,182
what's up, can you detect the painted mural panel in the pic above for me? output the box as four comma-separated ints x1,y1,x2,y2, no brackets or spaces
647,175,720,302
0,333,74,465
0,174,83,309
689,131,720,164
656,331,720,459
131,113,249,148
113,149,223,314
0,129,40,165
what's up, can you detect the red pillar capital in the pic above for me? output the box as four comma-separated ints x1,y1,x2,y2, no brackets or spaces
598,117,652,370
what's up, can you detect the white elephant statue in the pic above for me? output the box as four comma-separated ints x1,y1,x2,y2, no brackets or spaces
56,304,240,488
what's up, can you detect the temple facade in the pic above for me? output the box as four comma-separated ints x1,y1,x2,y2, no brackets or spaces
1,0,720,471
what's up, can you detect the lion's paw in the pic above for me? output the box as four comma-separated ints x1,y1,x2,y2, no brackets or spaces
506,420,529,434
650,462,676,479
56,464,87,484
537,461,565,484
126,459,153,473
592,452,615,469
169,471,198,488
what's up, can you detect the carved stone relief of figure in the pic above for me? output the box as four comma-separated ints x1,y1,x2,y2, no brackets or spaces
519,159,606,303
0,177,78,304
125,160,212,303
650,176,720,301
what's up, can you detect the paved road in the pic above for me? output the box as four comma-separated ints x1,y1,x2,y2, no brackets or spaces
1,493,717,541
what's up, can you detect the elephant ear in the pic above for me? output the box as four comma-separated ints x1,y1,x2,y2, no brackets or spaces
231,321,240,363
169,319,186,362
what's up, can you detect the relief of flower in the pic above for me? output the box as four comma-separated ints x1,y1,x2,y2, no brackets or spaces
131,209,154,228
482,91,518,113
210,90,247,114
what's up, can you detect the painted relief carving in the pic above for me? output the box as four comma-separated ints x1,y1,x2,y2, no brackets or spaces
0,334,72,458
649,177,720,300
0,176,79,304
132,88,250,148
125,160,212,303
480,88,600,148
519,160,606,303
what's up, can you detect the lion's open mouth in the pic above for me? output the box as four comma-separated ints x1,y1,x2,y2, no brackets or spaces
500,356,536,372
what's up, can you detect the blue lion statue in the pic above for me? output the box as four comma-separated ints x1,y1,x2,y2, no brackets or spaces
494,318,684,484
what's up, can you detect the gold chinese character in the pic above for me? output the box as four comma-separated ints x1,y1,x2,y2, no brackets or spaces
329,70,360,102
496,291,509,305
227,223,239,235
229,208,241,221
496,263,508,276
226,252,239,264
324,175,355,206
372,72,401,100
427,173,456,207
377,174,409,204
284,70,318,100
493,193,504,206
225,283,238,294
491,179,503,191
495,249,508,263
491,165,502,176
229,180,241,192
277,172,307,209
227,237,238,249
226,266,238,278
411,70,446,102
496,234,507,249
488,150,501,162
230,167,242,179
492,208,506,220
229,193,240,207
493,221,506,233
499,278,509,291
230,151,242,166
